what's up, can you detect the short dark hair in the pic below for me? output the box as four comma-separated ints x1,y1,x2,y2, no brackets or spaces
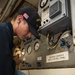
12,13,19,20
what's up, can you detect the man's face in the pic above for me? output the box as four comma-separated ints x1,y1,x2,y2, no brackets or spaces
16,19,32,40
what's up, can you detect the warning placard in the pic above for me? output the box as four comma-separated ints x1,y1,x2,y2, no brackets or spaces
46,51,69,63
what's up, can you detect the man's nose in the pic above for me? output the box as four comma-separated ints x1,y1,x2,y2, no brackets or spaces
28,33,32,38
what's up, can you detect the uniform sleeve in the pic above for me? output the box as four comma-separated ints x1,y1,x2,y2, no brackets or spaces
0,28,14,75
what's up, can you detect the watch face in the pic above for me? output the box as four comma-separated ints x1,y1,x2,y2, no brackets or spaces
40,0,48,8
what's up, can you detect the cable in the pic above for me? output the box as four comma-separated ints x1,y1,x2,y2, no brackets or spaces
46,30,71,50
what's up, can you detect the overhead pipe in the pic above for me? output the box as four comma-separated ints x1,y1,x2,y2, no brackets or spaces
0,0,17,22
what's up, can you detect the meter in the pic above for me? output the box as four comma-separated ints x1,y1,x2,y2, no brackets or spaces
34,42,40,51
21,48,25,56
40,0,48,8
27,45,32,54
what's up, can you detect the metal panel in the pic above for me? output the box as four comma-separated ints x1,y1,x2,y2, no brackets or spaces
38,0,71,36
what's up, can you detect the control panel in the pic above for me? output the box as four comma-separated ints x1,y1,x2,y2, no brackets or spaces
20,31,75,69
38,0,71,35
20,0,75,70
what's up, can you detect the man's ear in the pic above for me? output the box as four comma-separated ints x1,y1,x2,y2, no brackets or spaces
17,15,23,24
18,20,21,24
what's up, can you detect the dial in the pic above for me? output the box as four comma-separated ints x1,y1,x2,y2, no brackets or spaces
21,48,25,56
40,0,48,8
27,45,32,54
34,42,40,51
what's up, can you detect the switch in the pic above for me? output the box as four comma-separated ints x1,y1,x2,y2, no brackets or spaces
36,62,42,67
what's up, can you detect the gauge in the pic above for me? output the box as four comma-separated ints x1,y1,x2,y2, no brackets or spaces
34,42,40,51
40,0,48,8
21,48,25,56
27,45,32,54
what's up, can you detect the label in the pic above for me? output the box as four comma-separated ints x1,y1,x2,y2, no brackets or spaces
37,56,42,61
46,51,69,63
